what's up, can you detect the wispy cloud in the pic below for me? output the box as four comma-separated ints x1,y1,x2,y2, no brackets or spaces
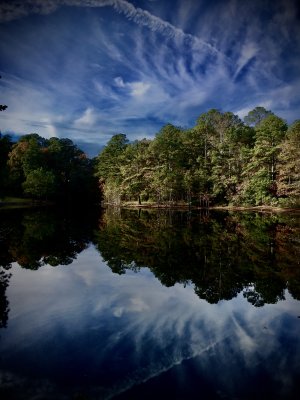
0,0,222,56
0,0,299,153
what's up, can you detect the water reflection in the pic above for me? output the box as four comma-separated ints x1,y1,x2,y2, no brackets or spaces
95,208,300,306
0,206,99,327
0,207,300,399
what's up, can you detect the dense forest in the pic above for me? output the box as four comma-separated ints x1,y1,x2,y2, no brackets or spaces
0,106,299,207
0,133,98,203
96,107,300,208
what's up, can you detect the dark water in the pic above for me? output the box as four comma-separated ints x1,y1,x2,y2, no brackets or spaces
0,207,300,399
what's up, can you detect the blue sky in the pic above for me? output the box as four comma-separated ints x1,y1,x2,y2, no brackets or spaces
0,0,300,156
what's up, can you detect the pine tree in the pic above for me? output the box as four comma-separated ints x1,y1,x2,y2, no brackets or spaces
277,120,300,204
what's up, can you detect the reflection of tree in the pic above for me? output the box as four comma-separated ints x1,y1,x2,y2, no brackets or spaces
0,206,99,327
1,207,97,270
0,266,11,328
0,223,13,328
94,209,300,306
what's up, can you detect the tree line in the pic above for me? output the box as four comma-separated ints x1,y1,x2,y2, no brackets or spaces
95,107,300,207
0,106,299,207
0,133,98,203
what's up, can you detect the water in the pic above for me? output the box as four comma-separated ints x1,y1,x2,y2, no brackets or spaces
0,207,300,399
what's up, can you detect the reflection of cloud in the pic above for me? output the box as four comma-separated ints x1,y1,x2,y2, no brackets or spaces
1,245,300,399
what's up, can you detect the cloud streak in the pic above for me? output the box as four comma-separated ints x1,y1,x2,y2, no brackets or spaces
0,0,299,154
0,0,222,56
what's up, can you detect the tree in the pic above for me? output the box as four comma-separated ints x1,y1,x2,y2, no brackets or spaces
149,124,184,203
240,115,287,205
181,126,213,205
195,109,255,204
95,134,128,204
96,134,128,181
46,137,96,202
120,139,152,204
244,106,273,127
277,120,300,204
22,168,56,199
7,134,45,195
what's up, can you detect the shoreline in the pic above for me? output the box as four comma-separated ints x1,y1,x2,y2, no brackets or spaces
107,202,300,213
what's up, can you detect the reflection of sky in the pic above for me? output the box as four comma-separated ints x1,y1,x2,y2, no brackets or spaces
1,245,300,399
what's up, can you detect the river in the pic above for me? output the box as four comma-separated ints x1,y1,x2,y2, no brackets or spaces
0,207,299,399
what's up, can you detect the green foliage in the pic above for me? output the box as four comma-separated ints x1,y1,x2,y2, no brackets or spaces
237,115,288,205
94,108,298,208
277,120,300,200
244,106,274,127
1,106,299,208
120,139,152,203
2,133,99,203
95,133,128,181
22,168,56,199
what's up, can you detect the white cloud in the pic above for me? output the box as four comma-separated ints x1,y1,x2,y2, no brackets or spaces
114,76,126,88
234,42,258,79
114,76,151,97
74,107,97,127
128,81,151,97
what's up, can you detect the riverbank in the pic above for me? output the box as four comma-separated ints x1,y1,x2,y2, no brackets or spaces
107,201,300,213
0,197,53,209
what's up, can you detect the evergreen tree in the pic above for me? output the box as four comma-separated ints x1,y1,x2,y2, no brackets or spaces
95,134,128,204
277,120,300,204
240,115,287,205
244,106,274,127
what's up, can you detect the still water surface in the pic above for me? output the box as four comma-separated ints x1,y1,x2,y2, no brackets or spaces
0,207,300,399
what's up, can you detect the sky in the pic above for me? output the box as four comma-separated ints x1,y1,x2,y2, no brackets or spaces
0,0,300,156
